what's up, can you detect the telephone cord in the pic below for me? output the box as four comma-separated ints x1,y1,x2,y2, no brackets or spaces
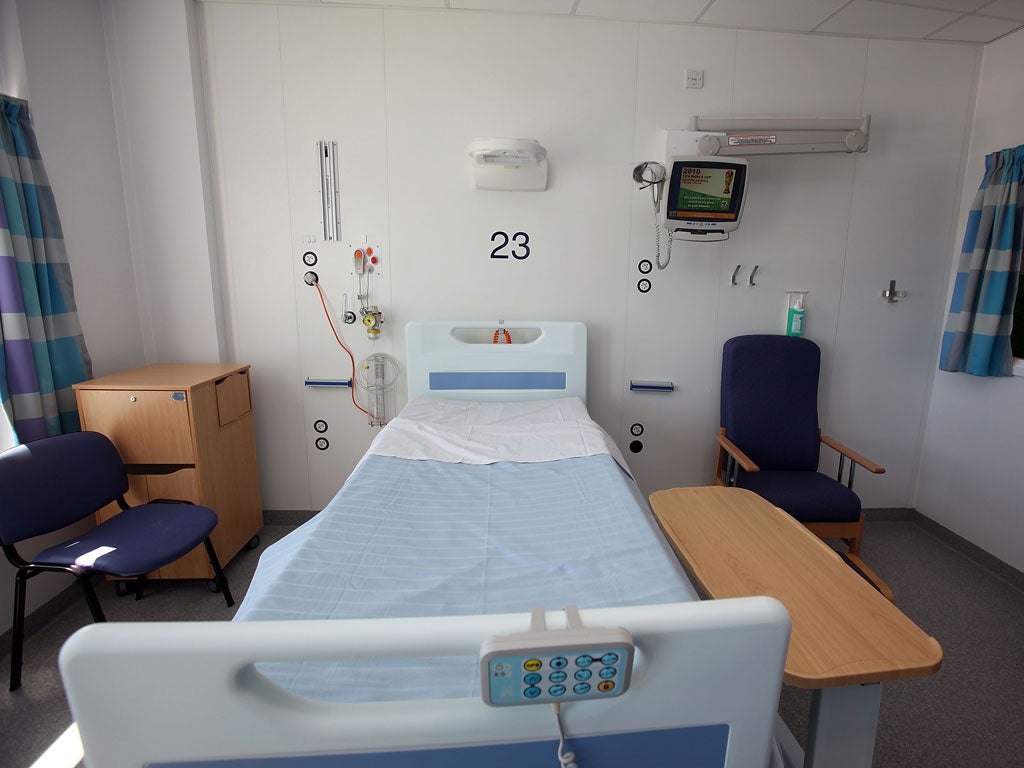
655,212,673,270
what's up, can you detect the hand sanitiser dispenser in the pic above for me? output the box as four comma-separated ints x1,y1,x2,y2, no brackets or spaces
785,291,808,337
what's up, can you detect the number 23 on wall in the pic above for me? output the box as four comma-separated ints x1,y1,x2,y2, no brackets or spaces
490,231,531,260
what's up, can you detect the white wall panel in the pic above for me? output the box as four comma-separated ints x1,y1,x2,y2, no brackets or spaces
105,0,223,363
203,2,309,509
831,39,979,508
382,11,638,431
732,30,868,117
623,24,737,493
714,33,867,492
279,6,394,508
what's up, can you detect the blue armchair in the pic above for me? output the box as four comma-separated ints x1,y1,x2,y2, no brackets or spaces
715,335,885,556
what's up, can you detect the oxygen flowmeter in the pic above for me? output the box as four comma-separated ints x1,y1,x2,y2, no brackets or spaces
361,305,383,340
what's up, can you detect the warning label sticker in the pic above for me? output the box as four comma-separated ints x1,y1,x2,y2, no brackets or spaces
728,134,777,146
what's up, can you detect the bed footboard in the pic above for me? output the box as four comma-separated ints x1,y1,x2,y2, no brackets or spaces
60,598,789,768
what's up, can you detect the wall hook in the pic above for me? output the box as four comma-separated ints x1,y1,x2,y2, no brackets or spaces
731,265,743,286
882,280,907,303
748,265,759,287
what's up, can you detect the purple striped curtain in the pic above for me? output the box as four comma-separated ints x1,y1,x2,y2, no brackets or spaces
1,95,92,443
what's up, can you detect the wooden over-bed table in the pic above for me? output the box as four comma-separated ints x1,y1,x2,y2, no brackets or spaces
650,486,943,768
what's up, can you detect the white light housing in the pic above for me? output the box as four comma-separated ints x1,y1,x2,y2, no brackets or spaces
467,137,548,191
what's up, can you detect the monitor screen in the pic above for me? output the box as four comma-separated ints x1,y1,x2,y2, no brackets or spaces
664,158,748,230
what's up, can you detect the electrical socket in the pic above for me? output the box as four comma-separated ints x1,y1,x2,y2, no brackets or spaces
686,69,704,89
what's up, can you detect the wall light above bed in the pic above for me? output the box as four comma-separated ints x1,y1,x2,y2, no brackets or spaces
467,138,548,192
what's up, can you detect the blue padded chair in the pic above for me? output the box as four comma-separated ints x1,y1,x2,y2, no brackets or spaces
716,335,885,556
0,431,234,691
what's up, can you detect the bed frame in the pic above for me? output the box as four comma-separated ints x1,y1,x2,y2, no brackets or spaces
61,599,789,767
59,320,792,767
405,320,588,402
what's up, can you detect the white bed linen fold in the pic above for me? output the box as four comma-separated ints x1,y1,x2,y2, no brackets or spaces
367,396,632,474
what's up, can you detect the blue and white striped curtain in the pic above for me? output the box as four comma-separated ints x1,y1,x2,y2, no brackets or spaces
939,145,1024,377
0,95,92,443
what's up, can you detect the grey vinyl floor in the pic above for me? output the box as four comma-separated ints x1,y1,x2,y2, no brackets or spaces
2,518,1023,767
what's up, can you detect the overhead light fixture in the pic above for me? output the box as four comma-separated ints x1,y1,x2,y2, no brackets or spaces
467,138,548,191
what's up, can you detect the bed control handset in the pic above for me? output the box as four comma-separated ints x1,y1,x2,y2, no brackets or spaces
480,606,635,707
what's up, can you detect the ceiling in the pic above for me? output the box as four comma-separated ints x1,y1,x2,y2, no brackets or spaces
318,0,1024,44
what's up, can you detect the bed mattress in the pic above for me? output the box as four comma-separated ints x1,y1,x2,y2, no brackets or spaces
234,398,698,701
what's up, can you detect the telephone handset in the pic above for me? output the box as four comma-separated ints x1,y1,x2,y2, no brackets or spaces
632,161,666,209
632,161,671,270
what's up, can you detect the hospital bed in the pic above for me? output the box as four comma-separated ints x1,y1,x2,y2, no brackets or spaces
60,320,791,768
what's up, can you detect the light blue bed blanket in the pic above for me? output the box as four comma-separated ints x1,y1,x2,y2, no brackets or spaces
235,453,697,701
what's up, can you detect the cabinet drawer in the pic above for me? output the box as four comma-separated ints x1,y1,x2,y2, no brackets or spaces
77,389,194,464
215,369,251,426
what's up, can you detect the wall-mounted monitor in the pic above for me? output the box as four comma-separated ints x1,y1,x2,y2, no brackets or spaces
663,156,748,242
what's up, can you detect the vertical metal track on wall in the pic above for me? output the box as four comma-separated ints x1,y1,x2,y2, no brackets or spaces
318,140,341,241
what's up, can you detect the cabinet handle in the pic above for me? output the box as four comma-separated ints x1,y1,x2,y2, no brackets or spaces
129,396,138,402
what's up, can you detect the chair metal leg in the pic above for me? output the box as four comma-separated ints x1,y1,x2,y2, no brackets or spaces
10,569,30,692
134,575,146,601
76,573,107,623
203,538,234,608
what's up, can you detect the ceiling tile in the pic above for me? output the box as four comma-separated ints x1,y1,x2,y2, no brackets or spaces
451,0,575,13
574,0,709,24
928,13,1024,39
321,0,446,6
817,1,960,37
978,0,1024,20
882,0,989,11
699,0,852,32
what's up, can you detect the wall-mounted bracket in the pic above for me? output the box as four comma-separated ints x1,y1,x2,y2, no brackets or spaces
683,115,870,156
882,280,907,303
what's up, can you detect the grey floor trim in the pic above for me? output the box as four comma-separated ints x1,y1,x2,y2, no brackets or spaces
910,509,1024,594
863,507,916,522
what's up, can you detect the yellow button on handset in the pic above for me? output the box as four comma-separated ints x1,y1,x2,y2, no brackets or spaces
523,659,542,672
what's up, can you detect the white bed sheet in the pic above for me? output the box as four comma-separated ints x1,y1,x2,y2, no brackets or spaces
366,396,631,472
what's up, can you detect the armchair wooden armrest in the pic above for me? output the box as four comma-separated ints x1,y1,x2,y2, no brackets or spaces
716,432,759,473
819,434,885,474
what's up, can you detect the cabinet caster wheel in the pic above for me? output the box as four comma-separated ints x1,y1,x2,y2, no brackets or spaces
207,579,222,594
245,535,261,550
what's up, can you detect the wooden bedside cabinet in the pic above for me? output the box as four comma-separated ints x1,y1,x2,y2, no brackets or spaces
73,363,264,581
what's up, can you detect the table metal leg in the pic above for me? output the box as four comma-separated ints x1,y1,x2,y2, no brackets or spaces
804,683,883,768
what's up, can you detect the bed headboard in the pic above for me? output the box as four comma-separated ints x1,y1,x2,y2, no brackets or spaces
406,321,587,402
